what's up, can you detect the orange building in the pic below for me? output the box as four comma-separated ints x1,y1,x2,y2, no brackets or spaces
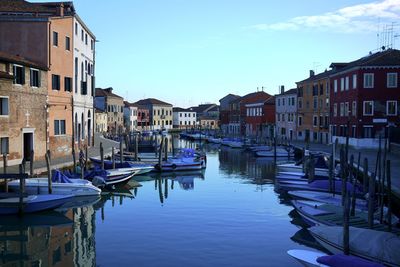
0,1,90,158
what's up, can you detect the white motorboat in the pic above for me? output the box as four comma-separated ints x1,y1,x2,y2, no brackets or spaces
8,177,101,196
287,249,328,267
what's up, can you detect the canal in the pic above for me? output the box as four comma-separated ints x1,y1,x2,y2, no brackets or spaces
0,142,323,267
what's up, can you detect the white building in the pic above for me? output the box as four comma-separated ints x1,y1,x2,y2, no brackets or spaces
73,16,95,147
173,107,197,128
275,87,297,141
124,101,138,132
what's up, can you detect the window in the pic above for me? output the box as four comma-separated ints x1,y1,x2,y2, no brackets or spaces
340,103,344,117
387,73,398,88
363,101,374,116
340,78,344,91
75,23,78,35
352,74,357,89
387,101,397,116
333,103,337,117
0,97,9,116
298,99,302,109
298,116,302,126
30,69,40,87
313,97,317,109
54,120,66,135
85,33,88,45
91,39,94,50
345,102,349,116
65,36,70,51
345,76,349,90
334,80,338,93
282,98,285,106
278,99,280,106
363,126,373,138
352,101,357,116
0,137,9,154
352,125,356,138
81,30,84,41
13,65,24,85
64,77,72,92
52,74,60,90
363,73,374,88
53,31,58,46
313,116,318,127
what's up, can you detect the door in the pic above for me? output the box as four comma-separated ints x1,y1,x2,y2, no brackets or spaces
23,132,33,161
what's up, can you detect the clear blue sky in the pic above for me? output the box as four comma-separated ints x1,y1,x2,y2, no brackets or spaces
33,0,400,107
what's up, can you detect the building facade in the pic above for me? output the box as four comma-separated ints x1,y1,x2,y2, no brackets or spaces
137,107,150,131
123,101,138,133
94,87,124,135
73,15,95,148
172,107,197,128
0,54,48,166
330,49,400,148
134,98,173,130
219,94,240,135
95,108,107,134
296,70,331,144
275,87,297,141
0,1,95,157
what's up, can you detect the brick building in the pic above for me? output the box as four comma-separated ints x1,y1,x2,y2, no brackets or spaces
219,94,240,135
0,53,48,166
137,107,150,131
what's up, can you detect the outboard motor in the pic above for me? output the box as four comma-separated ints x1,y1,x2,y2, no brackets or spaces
92,176,106,188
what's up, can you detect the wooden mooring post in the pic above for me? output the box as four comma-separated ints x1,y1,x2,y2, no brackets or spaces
30,150,34,178
112,147,116,169
367,171,376,229
329,154,334,194
85,145,88,172
164,137,168,161
18,164,25,216
343,189,350,255
45,151,52,194
100,142,104,170
119,139,123,164
135,135,138,161
386,160,392,232
72,147,76,173
3,154,8,192
158,138,164,171
363,158,368,194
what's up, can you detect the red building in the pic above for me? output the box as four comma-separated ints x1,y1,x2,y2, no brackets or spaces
330,48,400,148
137,107,150,130
239,91,275,137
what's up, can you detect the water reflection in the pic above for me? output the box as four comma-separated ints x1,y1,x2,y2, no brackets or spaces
218,146,276,187
0,207,96,267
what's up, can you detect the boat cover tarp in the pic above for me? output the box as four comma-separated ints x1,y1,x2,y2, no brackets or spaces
52,170,73,183
310,180,362,194
310,226,400,266
317,254,384,267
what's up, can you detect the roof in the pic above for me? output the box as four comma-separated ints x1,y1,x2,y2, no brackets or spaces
173,107,194,112
0,0,75,16
95,108,106,113
95,87,123,99
0,51,48,70
190,104,217,113
134,98,172,107
219,93,240,102
330,48,400,76
240,91,272,104
124,101,138,108
264,96,275,104
276,88,297,96
296,69,334,84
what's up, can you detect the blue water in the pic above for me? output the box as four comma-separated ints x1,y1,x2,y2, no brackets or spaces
0,144,322,267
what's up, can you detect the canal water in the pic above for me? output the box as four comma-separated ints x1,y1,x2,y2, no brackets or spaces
0,142,324,267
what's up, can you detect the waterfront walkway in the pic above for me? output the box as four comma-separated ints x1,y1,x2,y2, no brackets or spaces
290,140,400,199
0,133,120,175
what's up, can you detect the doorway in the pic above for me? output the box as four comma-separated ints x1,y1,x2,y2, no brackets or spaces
23,132,33,161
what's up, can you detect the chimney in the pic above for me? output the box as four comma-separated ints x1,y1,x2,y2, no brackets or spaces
309,70,315,77
105,87,113,93
57,3,64,17
280,85,285,94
